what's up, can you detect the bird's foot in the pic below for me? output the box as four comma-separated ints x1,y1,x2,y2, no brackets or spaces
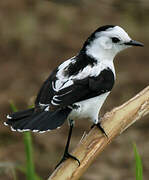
55,151,80,169
55,119,80,169
91,122,108,137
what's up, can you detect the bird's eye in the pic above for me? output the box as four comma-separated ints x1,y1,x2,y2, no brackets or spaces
111,37,120,43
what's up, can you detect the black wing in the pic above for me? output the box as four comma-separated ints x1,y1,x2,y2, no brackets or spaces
35,68,115,109
52,68,115,108
35,68,58,106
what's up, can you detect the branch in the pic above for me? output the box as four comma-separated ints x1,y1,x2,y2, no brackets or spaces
48,86,149,180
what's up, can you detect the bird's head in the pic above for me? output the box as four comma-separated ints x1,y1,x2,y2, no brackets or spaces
81,25,143,61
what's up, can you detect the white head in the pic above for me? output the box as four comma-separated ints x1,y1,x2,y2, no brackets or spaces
81,25,143,61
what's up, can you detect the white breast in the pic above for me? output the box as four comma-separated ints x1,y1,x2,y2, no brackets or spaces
68,92,110,123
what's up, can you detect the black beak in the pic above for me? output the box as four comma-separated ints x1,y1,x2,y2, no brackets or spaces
124,40,144,47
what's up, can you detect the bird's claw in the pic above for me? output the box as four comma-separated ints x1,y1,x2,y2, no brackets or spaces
55,152,80,169
91,122,108,137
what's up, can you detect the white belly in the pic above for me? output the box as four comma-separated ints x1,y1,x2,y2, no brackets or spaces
68,92,110,123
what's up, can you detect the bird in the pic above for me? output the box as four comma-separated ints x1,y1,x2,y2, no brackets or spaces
4,25,143,167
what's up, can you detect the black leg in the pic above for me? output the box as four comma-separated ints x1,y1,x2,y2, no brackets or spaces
55,119,80,168
91,121,108,137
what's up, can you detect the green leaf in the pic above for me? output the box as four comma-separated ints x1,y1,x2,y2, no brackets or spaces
133,143,143,180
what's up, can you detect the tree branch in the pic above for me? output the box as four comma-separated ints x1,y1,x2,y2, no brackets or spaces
48,86,149,180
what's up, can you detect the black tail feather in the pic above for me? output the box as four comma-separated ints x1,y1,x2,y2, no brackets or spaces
5,108,72,132
34,109,71,131
7,108,35,121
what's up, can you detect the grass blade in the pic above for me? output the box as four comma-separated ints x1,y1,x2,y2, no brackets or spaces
11,167,18,180
133,143,143,180
9,102,36,180
23,131,35,180
17,165,42,180
9,101,18,112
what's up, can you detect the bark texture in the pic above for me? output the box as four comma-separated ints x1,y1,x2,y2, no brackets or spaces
48,86,149,180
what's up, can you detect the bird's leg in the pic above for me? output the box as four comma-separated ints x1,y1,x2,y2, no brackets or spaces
55,119,80,168
91,118,108,137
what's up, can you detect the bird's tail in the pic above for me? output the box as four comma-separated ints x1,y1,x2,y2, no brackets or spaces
4,108,72,133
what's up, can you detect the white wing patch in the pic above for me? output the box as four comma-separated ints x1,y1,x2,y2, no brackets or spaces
50,56,115,107
7,115,12,119
54,58,115,92
51,90,72,106
71,65,92,79
39,102,49,107
51,100,59,106
54,80,64,91
58,57,74,70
